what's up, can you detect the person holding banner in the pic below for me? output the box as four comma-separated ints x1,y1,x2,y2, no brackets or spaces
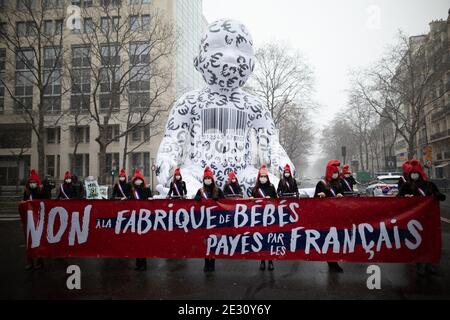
112,169,131,200
397,159,446,276
277,164,299,198
223,171,243,198
22,169,44,270
314,160,345,273
194,167,224,272
251,165,277,271
57,171,79,200
129,169,153,271
398,161,411,191
340,164,357,194
167,168,187,199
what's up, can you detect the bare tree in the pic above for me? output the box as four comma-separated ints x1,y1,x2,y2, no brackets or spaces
0,0,68,176
74,2,175,183
352,31,449,159
246,42,316,167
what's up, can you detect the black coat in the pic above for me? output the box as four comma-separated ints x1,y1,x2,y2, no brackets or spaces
314,179,344,198
277,178,298,197
57,183,79,199
340,177,356,192
112,182,132,199
251,183,277,198
397,180,446,201
168,180,187,198
397,175,408,191
23,188,45,200
130,186,152,200
194,184,224,201
223,182,243,197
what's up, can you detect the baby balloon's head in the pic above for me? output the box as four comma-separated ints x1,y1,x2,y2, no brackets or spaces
194,19,255,92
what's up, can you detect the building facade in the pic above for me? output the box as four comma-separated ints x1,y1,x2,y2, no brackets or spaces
0,0,207,189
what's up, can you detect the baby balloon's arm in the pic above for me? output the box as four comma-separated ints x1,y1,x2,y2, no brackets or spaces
251,105,296,176
155,96,192,186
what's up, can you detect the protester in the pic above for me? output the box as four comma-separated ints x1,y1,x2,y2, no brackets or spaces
251,165,277,271
277,164,299,198
23,169,44,270
57,171,79,200
130,169,152,271
112,169,131,200
71,174,85,199
167,168,187,199
223,171,243,198
42,175,55,199
340,164,357,193
398,161,411,191
194,166,224,272
314,160,344,273
397,159,446,276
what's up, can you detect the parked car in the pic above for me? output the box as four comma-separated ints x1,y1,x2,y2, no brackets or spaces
365,174,401,197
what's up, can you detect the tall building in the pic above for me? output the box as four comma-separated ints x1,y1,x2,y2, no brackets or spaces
0,0,207,189
174,0,208,97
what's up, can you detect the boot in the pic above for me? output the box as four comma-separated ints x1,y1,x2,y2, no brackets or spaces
135,258,142,271
268,260,274,271
259,260,266,271
328,262,343,273
34,258,43,270
203,258,210,272
140,259,147,271
210,259,215,272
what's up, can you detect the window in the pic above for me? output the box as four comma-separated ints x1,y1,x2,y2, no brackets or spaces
72,69,91,93
129,42,149,65
129,92,149,112
0,23,6,39
83,0,92,7
131,152,150,176
83,18,93,33
70,95,90,113
99,68,120,112
14,71,33,113
43,0,63,9
55,20,62,35
72,46,90,67
106,153,120,174
70,154,89,178
101,44,120,65
46,127,60,144
16,49,34,70
102,0,121,6
0,72,4,113
103,124,120,142
130,124,150,142
70,126,90,144
17,0,36,10
46,155,55,177
43,96,61,113
43,47,62,68
129,15,150,31
43,20,53,35
101,16,120,33
0,48,4,71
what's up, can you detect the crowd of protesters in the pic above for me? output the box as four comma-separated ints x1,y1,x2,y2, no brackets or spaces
21,158,446,275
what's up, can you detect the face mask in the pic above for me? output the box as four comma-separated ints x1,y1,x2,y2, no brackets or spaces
119,177,126,182
332,173,339,180
204,179,212,186
65,179,72,184
231,179,237,184
344,174,351,178
134,180,143,186
410,173,420,181
29,183,37,189
175,176,181,181
284,173,291,178
259,177,268,184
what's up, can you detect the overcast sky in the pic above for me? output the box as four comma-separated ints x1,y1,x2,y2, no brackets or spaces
202,0,449,173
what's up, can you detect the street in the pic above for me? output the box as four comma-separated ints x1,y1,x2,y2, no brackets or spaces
1,198,450,300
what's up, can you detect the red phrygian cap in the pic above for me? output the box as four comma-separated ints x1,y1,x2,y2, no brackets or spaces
27,169,42,186
132,169,146,184
402,161,411,175
203,166,215,180
409,159,427,181
119,168,127,178
173,167,182,182
284,164,291,174
257,164,270,183
228,171,238,183
341,164,352,176
64,171,72,180
325,160,340,181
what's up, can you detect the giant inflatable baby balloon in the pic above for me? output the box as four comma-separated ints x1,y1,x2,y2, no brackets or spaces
155,19,295,197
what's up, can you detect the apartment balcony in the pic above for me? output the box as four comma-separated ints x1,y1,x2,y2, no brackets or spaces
430,129,450,142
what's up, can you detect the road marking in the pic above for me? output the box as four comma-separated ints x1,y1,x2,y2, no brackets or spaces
441,217,450,224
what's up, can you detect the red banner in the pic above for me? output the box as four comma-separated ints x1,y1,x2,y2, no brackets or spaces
18,197,441,263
